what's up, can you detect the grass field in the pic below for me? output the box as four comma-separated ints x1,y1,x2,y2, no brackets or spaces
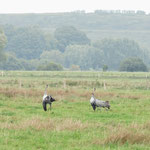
0,71,150,150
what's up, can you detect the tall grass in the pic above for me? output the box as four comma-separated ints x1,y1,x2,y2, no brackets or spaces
0,71,150,149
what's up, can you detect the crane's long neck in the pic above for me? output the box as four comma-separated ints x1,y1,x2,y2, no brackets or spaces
44,85,48,96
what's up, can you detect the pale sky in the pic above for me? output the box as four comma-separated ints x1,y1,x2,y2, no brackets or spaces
0,0,149,14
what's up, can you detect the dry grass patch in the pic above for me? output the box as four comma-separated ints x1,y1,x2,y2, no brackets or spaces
0,87,66,102
94,122,150,145
0,117,89,131
0,87,85,101
104,128,150,145
119,94,144,100
55,119,89,131
0,86,119,103
0,87,42,98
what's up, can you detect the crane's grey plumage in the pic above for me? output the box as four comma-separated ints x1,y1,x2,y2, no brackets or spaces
42,85,55,111
90,93,110,111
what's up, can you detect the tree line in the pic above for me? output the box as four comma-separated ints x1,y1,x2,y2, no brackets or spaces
0,25,149,71
0,11,150,30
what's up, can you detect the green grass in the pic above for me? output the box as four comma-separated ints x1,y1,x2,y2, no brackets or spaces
0,71,150,149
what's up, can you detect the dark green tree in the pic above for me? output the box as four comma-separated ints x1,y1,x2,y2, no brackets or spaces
119,57,148,72
64,45,103,70
44,33,59,50
4,26,46,59
37,62,63,71
103,65,108,72
40,50,64,65
0,54,24,70
54,26,90,52
93,38,148,70
0,28,7,62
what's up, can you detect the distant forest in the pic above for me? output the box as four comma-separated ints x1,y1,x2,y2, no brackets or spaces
0,10,150,71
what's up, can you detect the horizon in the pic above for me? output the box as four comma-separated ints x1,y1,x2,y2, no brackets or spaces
0,9,149,15
0,0,150,14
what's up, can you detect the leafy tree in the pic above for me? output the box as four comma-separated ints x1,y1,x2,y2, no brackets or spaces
4,26,46,59
0,28,7,62
64,45,103,70
19,58,34,70
119,57,148,72
54,26,90,52
0,52,39,70
27,59,41,70
44,33,59,51
93,38,148,70
40,50,64,65
0,54,24,70
37,62,63,71
103,65,108,72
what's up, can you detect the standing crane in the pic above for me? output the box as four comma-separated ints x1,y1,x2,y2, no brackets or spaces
42,85,55,111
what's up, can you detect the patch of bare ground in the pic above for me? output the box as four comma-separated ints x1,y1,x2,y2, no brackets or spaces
0,117,89,131
93,122,150,145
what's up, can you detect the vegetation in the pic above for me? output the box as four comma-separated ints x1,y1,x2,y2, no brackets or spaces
102,65,108,72
119,57,148,72
0,10,150,30
1,10,150,149
1,11,150,71
0,28,7,62
3,26,46,59
54,26,90,52
37,62,63,71
64,44,104,70
0,71,150,149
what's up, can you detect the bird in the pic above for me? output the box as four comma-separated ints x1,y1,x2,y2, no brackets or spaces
90,93,110,111
42,85,55,111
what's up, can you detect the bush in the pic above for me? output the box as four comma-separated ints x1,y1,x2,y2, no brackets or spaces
37,62,63,71
119,57,148,72
103,65,108,72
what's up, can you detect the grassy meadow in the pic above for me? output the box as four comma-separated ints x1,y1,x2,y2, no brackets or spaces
0,71,150,150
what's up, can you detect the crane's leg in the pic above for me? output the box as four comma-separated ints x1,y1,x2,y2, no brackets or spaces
91,104,96,111
42,101,47,111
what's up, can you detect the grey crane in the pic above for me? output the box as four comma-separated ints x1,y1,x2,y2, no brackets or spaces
42,85,55,111
90,93,110,111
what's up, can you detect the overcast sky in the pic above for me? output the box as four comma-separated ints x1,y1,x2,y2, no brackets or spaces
0,0,149,14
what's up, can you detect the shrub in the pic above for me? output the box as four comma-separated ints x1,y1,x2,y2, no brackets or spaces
37,62,63,71
103,65,108,72
119,57,148,72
